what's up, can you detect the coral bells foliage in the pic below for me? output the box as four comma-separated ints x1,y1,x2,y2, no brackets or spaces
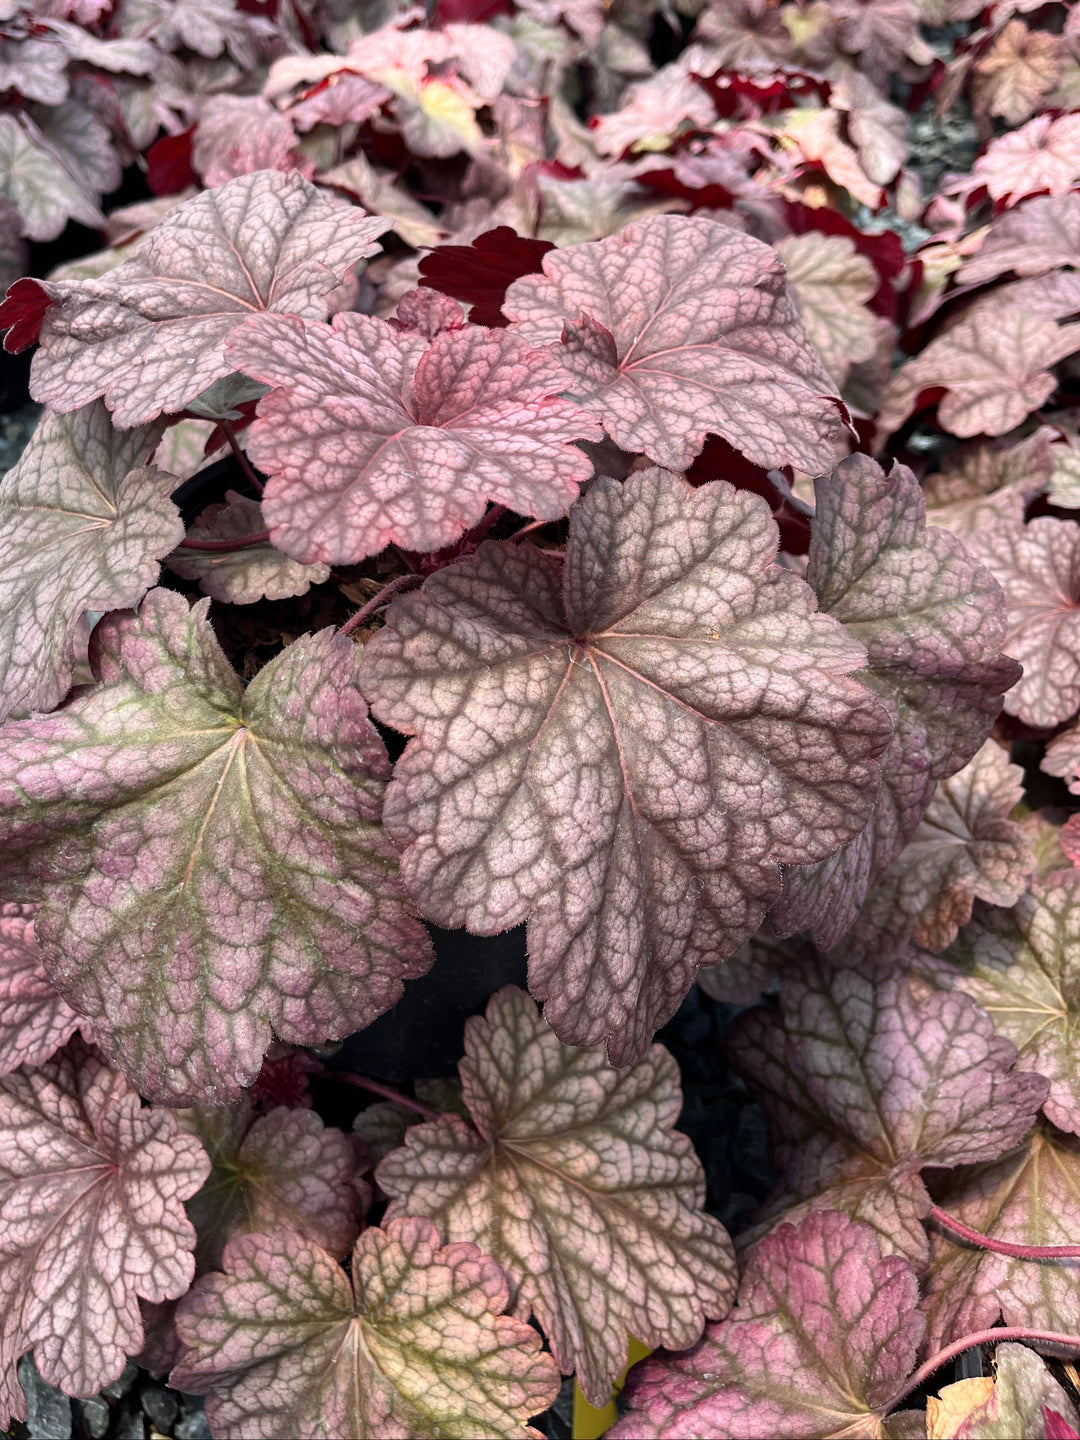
7,0,1080,1430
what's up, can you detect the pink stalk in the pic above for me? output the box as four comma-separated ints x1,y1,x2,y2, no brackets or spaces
339,573,422,637
884,1330,1080,1414
222,420,264,495
178,530,271,553
930,1206,1080,1259
509,517,551,542
331,1071,442,1121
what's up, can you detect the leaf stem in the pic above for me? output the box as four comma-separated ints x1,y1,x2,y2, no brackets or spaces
509,517,551,542
339,573,421,636
884,1330,1080,1414
330,1072,442,1120
223,420,264,495
178,530,271,552
930,1205,1080,1259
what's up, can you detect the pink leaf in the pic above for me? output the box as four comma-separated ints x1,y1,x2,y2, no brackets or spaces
171,1217,560,1439
0,588,433,1105
26,170,392,428
729,957,1047,1267
360,469,892,1066
178,1099,366,1271
0,1039,209,1418
770,454,1020,947
377,985,736,1405
192,95,306,188
967,515,1080,728
922,432,1055,539
503,214,844,473
0,903,82,1074
226,310,600,564
0,400,182,723
971,113,1080,206
611,1210,924,1440
960,193,1080,287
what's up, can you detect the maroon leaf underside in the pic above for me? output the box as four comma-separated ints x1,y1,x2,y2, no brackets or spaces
769,454,1021,949
0,588,432,1105
225,309,601,565
360,469,893,1067
417,226,556,326
0,1039,209,1420
23,170,392,428
503,213,845,474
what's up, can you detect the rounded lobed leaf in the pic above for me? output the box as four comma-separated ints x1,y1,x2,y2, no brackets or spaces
0,587,433,1104
0,1038,210,1417
611,1210,924,1440
502,214,844,474
178,1099,367,1272
360,469,892,1066
165,491,330,604
0,400,181,723
171,1216,560,1439
378,984,736,1405
25,170,392,427
225,309,601,565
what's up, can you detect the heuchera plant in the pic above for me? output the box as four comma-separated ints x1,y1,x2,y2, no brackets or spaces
1,0,1080,1435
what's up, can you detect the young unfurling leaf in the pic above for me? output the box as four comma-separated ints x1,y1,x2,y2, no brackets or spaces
0,1039,209,1422
0,400,181,723
0,588,433,1105
502,215,844,474
377,985,736,1405
171,1217,560,1439
22,171,391,427
225,308,600,565
610,1211,923,1440
729,958,1046,1265
360,469,892,1066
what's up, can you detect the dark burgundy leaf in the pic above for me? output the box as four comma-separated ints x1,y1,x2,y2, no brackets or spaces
418,227,556,328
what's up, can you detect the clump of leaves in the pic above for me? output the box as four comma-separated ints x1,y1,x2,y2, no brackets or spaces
1,0,1080,1431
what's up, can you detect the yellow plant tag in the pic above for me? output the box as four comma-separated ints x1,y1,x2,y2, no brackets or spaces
571,1337,653,1440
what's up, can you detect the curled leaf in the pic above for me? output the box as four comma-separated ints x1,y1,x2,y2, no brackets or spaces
378,985,736,1405
0,588,433,1104
503,214,843,474
360,469,892,1065
171,1217,560,1439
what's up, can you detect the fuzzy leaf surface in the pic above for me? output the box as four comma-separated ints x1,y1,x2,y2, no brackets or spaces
610,1210,923,1440
0,587,433,1105
968,515,1080,727
0,903,81,1075
930,873,1080,1135
171,1217,560,1439
360,470,891,1066
165,492,330,604
27,171,391,427
503,214,843,474
226,311,600,565
178,1099,365,1272
0,400,180,723
876,308,1080,442
377,985,736,1405
0,1038,209,1416
852,740,1035,954
729,959,1046,1266
770,454,1019,947
921,1123,1080,1349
